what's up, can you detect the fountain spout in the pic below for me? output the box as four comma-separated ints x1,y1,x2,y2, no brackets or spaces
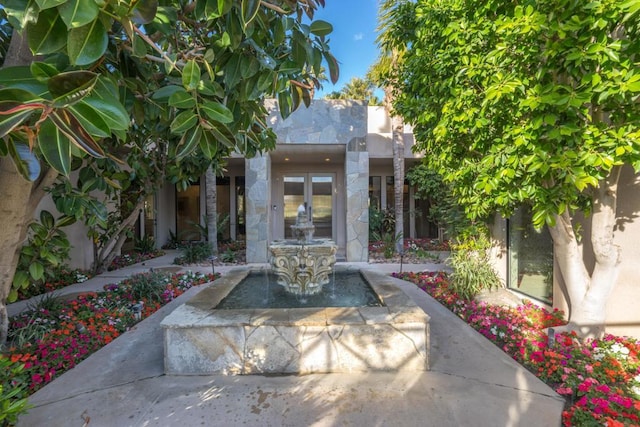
291,203,315,243
269,203,337,296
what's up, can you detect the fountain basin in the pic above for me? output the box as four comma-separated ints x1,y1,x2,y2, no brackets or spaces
161,266,430,375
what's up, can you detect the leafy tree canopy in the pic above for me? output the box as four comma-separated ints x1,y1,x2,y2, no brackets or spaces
0,0,339,179
324,76,380,105
386,0,640,228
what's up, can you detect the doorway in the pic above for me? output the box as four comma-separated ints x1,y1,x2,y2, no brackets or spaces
282,174,335,240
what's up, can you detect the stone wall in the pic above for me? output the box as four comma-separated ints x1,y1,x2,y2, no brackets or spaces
245,154,270,263
266,99,367,145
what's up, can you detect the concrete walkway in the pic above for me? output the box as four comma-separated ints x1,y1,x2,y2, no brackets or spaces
10,253,564,427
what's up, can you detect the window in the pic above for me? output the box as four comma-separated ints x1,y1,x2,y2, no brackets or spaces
508,207,553,304
217,177,230,241
369,176,381,210
176,182,200,240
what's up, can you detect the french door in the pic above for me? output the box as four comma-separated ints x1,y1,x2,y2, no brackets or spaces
283,174,334,240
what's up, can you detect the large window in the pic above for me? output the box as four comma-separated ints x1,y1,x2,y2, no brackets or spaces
385,176,410,238
369,176,381,210
508,207,554,304
176,182,200,240
216,177,231,241
235,176,245,240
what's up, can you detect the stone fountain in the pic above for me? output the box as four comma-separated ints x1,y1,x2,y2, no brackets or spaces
161,209,430,375
269,204,337,296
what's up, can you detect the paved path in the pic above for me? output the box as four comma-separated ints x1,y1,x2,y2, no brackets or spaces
10,254,564,427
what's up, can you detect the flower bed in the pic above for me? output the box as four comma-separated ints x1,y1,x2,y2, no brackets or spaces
395,271,640,426
107,250,165,271
17,268,92,301
369,238,449,263
1,270,217,416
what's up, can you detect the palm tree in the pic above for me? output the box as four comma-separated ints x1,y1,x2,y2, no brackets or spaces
370,0,410,255
323,76,381,105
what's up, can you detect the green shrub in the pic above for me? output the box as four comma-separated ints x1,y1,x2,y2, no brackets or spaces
449,235,501,300
127,271,171,302
0,358,31,427
174,242,213,265
134,235,156,254
220,248,236,263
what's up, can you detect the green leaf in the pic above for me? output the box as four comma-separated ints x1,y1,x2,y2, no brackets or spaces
40,209,55,228
182,60,201,91
152,85,184,101
169,91,196,108
0,104,34,138
29,262,45,281
309,20,333,37
36,0,67,10
199,130,217,159
69,102,111,137
59,0,99,28
48,70,99,107
12,271,29,291
27,7,67,55
38,120,72,175
57,215,77,227
224,55,242,88
323,51,340,84
241,0,260,28
200,101,234,123
49,108,105,157
81,97,130,131
132,0,158,25
177,125,202,159
170,111,198,134
67,19,108,66
30,62,59,80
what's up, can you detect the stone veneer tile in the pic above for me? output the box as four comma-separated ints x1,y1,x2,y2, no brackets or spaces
298,326,337,373
324,307,365,325
359,306,393,325
250,309,291,325
243,326,300,374
164,326,244,375
288,308,327,326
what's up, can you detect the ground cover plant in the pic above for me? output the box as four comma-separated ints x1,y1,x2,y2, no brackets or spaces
107,250,165,271
369,238,449,263
394,271,640,426
16,267,92,301
0,270,217,421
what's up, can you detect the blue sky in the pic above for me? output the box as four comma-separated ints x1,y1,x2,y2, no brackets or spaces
311,0,381,98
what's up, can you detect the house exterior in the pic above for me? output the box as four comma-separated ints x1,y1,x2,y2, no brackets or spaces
145,99,435,263
47,99,640,339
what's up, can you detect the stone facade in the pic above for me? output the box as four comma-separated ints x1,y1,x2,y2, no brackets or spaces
266,99,367,145
245,154,270,263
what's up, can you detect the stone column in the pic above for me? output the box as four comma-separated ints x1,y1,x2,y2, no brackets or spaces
245,154,271,263
345,137,369,262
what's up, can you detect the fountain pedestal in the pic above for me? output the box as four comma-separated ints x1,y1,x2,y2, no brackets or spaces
269,240,337,295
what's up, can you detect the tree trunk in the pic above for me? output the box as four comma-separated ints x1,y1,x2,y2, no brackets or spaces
0,30,43,346
392,113,405,254
0,159,34,345
93,196,146,273
205,166,218,255
548,167,622,338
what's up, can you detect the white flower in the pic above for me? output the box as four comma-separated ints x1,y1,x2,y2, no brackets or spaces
592,347,605,361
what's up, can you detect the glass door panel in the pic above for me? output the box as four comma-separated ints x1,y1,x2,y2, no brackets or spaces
311,176,333,238
284,176,305,239
282,174,334,240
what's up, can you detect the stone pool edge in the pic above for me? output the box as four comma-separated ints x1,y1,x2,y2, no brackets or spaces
160,265,430,375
